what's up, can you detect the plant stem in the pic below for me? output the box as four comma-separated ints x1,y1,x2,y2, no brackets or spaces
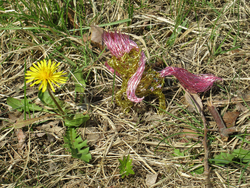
48,87,65,116
24,61,27,120
207,101,237,141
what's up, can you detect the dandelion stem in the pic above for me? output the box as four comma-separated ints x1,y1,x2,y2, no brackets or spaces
48,87,65,116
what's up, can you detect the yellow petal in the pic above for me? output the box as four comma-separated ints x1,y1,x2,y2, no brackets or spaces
26,59,67,92
48,80,55,92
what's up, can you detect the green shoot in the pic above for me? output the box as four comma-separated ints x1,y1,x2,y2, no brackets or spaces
118,154,135,178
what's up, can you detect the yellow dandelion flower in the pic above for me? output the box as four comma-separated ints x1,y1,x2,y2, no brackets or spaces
25,59,67,92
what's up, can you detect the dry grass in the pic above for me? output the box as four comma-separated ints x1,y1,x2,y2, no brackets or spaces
1,0,250,187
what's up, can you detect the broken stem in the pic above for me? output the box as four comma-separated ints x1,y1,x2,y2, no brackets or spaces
201,111,212,188
207,101,237,141
185,89,211,187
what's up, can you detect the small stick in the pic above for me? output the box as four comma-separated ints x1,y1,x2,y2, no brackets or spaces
185,90,211,187
200,109,212,187
203,126,212,188
207,101,237,141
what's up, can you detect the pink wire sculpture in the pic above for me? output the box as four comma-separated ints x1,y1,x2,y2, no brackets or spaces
102,30,222,108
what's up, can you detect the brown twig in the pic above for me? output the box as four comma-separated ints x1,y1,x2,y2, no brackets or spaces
200,110,212,187
185,91,211,187
207,101,237,142
203,124,212,188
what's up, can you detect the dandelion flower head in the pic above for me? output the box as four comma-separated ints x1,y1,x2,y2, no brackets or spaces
25,59,67,92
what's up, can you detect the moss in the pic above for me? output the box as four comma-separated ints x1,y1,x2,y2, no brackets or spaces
106,49,166,112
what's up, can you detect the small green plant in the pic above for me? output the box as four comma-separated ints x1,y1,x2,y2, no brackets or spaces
27,59,91,162
118,154,135,178
172,148,204,175
209,148,250,183
64,127,91,163
210,148,250,166
191,166,204,175
8,59,92,163
173,148,185,157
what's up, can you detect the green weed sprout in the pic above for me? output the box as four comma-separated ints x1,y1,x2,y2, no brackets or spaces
118,154,135,178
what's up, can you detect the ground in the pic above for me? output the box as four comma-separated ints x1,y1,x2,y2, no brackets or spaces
1,0,250,187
